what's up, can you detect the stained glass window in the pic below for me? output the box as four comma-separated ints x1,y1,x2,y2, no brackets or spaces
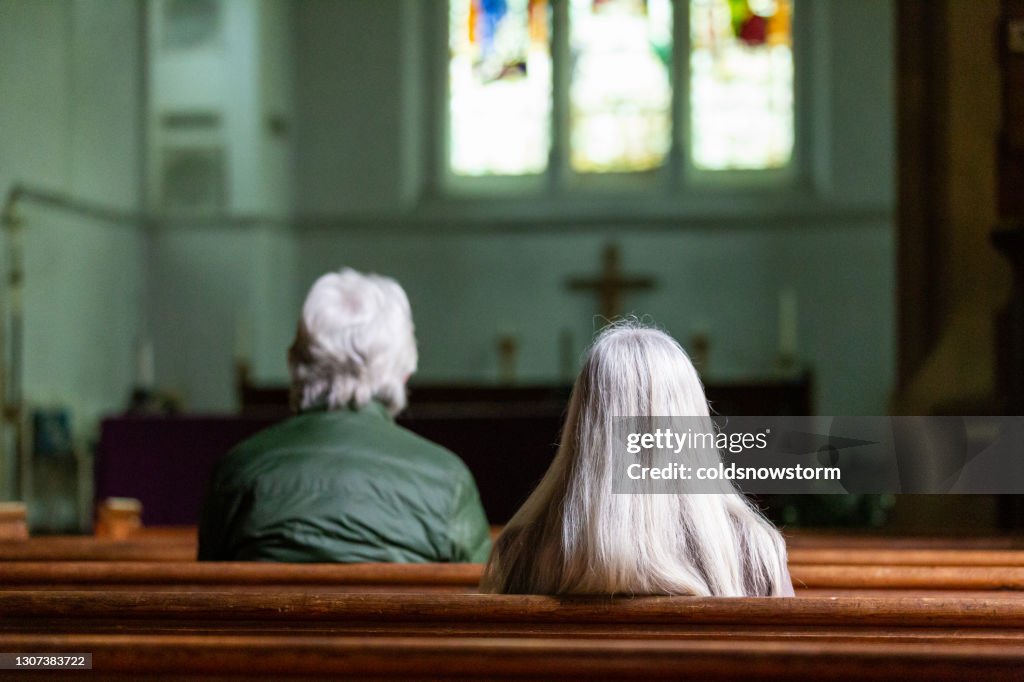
446,0,797,180
689,0,794,170
449,0,552,176
569,0,673,173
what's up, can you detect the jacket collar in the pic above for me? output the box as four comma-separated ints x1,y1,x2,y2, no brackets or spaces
299,398,394,421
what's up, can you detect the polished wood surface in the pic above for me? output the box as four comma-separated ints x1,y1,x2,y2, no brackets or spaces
0,561,482,586
3,561,1024,593
790,565,1024,590
4,535,1024,678
0,536,197,561
790,548,1024,566
5,529,1024,562
785,533,1024,550
4,591,1024,628
2,632,1023,680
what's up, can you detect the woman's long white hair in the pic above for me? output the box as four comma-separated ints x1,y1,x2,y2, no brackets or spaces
480,322,790,596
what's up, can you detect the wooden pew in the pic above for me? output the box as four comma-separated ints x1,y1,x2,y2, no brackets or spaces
4,528,1022,677
0,562,481,593
0,501,28,541
3,561,1024,594
6,530,1024,564
0,535,197,562
791,547,1024,566
2,632,1022,681
5,589,1024,675
787,532,1024,550
5,590,1024,678
4,590,1024,634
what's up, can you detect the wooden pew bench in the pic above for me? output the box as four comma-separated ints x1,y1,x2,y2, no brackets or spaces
791,547,1024,566
2,592,1024,680
2,631,1022,681
787,533,1024,549
6,531,1024,565
3,577,1024,679
4,591,1024,639
0,534,197,562
2,561,1024,594
0,562,481,593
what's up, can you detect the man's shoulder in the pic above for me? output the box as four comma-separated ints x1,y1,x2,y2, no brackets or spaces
214,413,321,470
212,409,472,488
387,422,471,474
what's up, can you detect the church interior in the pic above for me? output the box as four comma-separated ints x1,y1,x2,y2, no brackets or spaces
1,0,1023,678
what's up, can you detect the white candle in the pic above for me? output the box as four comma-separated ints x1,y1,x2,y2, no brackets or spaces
779,288,797,361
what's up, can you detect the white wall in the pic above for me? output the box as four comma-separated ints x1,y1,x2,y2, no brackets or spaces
0,0,147,497
290,0,897,415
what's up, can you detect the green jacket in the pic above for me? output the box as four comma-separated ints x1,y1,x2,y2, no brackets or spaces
198,402,492,563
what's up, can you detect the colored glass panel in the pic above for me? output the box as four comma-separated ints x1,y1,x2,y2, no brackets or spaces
449,0,552,176
569,0,673,173
690,0,794,170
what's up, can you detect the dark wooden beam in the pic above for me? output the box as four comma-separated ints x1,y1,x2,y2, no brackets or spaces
896,0,949,389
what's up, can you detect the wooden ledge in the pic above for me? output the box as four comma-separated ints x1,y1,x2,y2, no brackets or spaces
3,591,1024,628
0,632,1021,680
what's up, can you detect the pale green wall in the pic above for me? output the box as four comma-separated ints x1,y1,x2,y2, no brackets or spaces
144,0,297,410
0,0,148,497
149,224,296,410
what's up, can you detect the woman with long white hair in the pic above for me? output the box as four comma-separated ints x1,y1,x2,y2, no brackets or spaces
480,322,793,596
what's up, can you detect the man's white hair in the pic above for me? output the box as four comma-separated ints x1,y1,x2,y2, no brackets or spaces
288,268,417,415
480,321,791,597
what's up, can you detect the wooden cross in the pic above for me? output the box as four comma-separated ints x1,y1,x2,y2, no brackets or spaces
567,244,657,321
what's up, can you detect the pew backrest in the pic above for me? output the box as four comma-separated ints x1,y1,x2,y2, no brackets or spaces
3,561,1024,593
4,591,1024,630
2,631,1022,681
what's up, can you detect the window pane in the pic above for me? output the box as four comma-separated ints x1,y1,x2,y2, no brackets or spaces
449,0,551,176
690,0,794,170
569,0,673,174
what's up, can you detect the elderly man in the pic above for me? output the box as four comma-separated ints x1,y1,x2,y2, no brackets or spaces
198,268,492,563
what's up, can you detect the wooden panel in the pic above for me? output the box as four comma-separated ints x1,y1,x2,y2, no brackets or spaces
0,562,481,586
1,633,1023,680
0,537,197,562
4,592,1024,629
896,0,947,387
785,533,1024,549
7,530,1024,562
998,141,1024,216
789,565,1024,590
789,548,1024,566
3,560,1024,592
